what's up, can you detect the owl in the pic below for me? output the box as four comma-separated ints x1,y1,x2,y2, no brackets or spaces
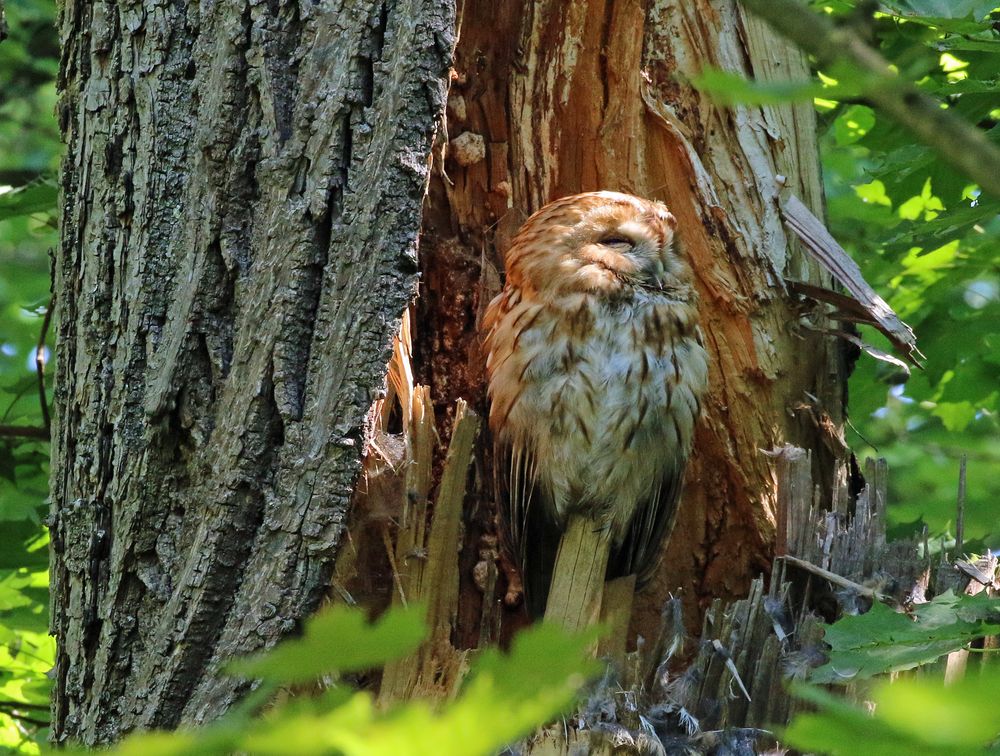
482,191,709,616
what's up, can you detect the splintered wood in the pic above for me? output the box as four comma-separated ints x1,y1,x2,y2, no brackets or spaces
524,571,827,754
521,445,991,754
334,310,481,705
782,194,923,368
357,373,990,754
770,445,929,606
358,302,980,751
378,396,479,705
544,515,613,637
596,575,636,668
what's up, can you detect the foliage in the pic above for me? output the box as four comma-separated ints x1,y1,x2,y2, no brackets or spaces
750,3,1000,752
0,0,60,750
784,669,1000,756
693,2,1000,751
228,603,429,684
52,604,600,756
810,591,1000,683
815,3,1000,550
697,0,1000,549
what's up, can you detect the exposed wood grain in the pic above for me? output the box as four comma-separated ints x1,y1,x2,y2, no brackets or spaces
511,450,976,752
419,0,847,648
783,194,922,365
596,575,636,668
424,401,480,647
379,399,479,705
543,514,612,637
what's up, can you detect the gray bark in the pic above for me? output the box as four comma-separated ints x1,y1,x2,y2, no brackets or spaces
49,0,453,743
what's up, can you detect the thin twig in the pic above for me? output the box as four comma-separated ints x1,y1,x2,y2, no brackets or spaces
845,416,878,453
0,712,50,728
780,554,889,602
955,454,967,557
35,294,54,432
0,425,48,440
0,702,50,728
380,522,408,608
0,700,49,711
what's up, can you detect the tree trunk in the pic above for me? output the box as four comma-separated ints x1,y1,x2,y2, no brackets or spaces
49,0,453,743
419,0,846,646
50,0,847,745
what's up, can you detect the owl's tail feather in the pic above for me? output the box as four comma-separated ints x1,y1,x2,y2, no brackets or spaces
542,514,612,635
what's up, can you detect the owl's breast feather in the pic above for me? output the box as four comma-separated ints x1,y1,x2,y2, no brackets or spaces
489,290,708,540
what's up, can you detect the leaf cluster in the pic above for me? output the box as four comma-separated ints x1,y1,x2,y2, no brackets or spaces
52,604,599,756
787,590,1000,754
818,2,1000,548
786,668,1000,756
696,4,1000,749
811,590,1000,683
696,0,1000,548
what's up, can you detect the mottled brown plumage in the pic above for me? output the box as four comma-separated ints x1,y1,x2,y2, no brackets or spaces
482,191,709,615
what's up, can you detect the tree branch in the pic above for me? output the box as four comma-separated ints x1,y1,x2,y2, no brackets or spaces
0,700,51,728
36,293,54,431
0,425,49,440
741,0,1000,198
780,555,890,602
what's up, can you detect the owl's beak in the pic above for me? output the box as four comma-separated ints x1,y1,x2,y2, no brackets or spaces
579,245,636,275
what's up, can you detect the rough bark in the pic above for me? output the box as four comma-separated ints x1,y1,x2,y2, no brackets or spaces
418,0,846,645
50,0,453,743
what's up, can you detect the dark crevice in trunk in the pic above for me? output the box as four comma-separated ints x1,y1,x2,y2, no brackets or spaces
149,484,269,731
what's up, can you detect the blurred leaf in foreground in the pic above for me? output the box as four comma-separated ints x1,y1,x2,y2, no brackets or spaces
244,622,600,756
60,607,599,756
228,603,428,683
786,666,1000,756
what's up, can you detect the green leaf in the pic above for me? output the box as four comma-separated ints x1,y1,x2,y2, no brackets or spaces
689,67,862,106
785,668,1000,755
784,684,937,756
876,670,1000,746
834,105,876,146
0,180,57,221
880,0,998,20
931,400,978,431
810,591,1000,683
896,178,946,222
854,179,892,207
243,622,601,756
228,603,427,683
88,621,599,756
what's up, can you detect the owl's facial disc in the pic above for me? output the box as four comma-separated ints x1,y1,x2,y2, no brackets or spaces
574,218,677,293
578,234,640,282
507,192,686,297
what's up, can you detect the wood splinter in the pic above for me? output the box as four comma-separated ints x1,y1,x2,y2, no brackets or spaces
543,514,612,638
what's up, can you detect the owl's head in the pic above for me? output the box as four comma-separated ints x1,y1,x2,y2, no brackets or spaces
503,191,691,298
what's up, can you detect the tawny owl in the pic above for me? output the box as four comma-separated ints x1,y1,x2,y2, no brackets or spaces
482,191,709,615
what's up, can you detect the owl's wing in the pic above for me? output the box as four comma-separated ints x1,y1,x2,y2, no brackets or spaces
493,439,561,618
486,287,563,615
610,464,684,587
